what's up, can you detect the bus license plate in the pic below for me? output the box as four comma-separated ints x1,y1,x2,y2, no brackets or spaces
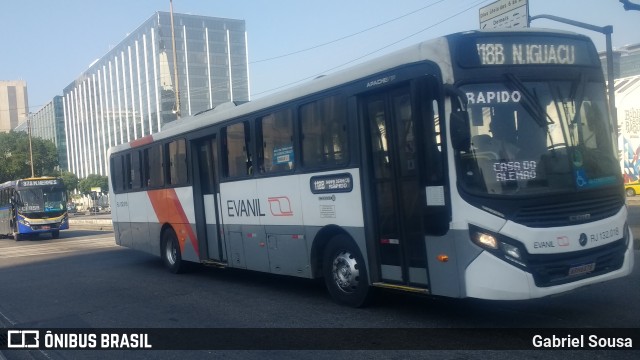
568,263,595,276
41,225,50,230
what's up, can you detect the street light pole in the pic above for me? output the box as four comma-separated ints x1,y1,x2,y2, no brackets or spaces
27,116,35,177
170,0,181,119
528,14,617,146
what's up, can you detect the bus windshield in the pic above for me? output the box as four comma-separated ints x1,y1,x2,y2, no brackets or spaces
17,188,67,213
456,77,619,196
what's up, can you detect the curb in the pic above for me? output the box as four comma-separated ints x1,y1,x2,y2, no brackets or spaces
69,219,113,231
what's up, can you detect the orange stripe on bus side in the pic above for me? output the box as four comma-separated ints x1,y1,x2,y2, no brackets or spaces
147,188,199,257
130,135,154,148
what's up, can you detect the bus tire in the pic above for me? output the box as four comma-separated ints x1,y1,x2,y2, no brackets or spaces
322,235,372,307
52,230,60,239
13,233,21,241
161,228,186,274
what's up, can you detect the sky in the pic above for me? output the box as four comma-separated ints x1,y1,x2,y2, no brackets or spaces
1,0,638,113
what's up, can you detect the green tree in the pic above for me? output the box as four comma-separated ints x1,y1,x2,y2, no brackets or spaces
59,171,79,198
0,131,59,183
78,174,109,195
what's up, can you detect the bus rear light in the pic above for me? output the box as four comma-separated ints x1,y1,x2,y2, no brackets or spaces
380,238,400,245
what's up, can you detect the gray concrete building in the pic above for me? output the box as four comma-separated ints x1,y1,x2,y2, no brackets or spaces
0,80,29,133
600,43,640,79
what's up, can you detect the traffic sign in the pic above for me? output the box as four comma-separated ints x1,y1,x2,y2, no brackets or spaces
479,0,529,29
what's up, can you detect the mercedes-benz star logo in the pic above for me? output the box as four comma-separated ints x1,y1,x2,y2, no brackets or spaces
579,233,588,247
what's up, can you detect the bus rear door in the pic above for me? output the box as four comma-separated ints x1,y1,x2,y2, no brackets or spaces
193,135,226,263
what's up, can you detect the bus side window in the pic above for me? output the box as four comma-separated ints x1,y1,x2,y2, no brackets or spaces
300,95,348,168
223,121,252,178
146,144,164,187
167,139,188,185
131,150,143,190
125,153,132,190
111,155,125,193
257,109,294,174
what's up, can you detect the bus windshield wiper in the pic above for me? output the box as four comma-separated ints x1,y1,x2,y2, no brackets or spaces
504,73,554,128
570,73,586,126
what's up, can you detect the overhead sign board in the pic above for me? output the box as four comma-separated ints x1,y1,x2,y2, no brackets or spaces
479,0,529,29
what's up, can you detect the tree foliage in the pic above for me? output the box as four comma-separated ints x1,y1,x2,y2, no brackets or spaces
0,131,59,183
59,171,79,197
78,174,109,195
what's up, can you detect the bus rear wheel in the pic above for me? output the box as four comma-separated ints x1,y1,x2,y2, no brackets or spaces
161,228,187,274
322,235,372,307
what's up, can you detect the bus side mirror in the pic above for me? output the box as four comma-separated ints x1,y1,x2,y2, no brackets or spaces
450,110,470,151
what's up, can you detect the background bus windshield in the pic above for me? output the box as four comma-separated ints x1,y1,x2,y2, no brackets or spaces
456,79,619,195
18,188,66,213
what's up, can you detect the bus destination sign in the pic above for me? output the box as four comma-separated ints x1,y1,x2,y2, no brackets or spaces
457,36,597,67
310,173,353,194
17,179,62,187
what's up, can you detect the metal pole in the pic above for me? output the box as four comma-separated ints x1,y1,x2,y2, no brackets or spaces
529,14,617,145
604,26,617,138
28,117,35,177
170,0,181,118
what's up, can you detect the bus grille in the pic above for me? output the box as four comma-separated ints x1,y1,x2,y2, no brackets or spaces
513,194,623,228
526,239,626,287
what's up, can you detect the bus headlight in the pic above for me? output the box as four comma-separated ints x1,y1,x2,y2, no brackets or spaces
472,231,499,250
501,242,521,259
469,225,527,268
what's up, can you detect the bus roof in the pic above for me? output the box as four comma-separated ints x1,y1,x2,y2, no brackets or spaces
108,28,590,156
0,177,62,190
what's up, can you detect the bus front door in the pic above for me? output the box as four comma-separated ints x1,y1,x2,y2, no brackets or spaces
194,136,226,263
363,85,430,288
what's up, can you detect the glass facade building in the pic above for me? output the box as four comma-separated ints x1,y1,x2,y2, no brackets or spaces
63,12,249,178
15,96,68,170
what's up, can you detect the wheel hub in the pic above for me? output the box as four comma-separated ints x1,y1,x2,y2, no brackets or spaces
165,240,177,265
332,251,360,293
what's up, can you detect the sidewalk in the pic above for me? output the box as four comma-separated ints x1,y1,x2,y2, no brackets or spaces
68,212,113,231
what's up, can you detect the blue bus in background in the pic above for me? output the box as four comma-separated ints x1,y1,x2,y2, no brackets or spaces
0,177,68,240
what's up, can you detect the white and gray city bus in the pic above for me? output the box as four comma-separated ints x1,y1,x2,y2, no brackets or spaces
108,29,634,307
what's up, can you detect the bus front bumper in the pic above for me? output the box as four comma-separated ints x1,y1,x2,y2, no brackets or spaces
464,238,635,300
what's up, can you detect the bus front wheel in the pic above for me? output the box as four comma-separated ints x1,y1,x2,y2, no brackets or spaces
13,233,21,241
161,228,186,274
52,230,60,239
322,235,372,307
